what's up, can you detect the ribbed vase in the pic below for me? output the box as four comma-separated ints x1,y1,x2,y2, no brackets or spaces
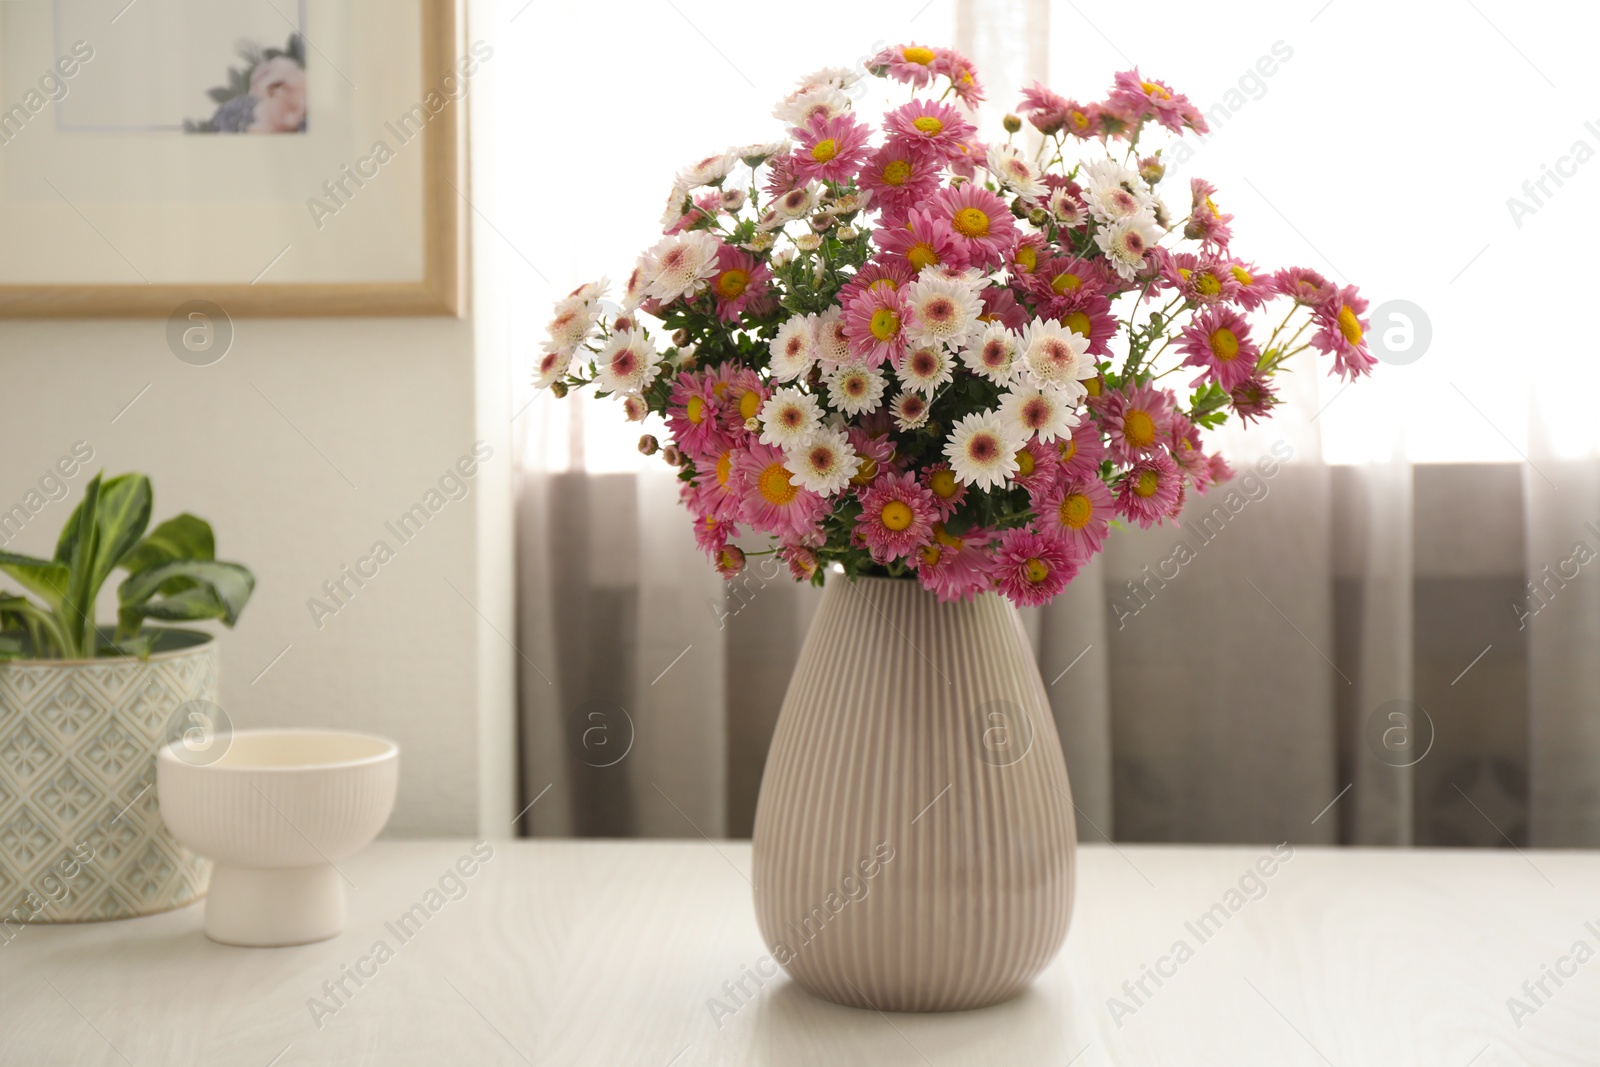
751,573,1076,1012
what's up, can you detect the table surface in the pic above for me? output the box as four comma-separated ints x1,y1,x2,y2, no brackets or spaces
2,840,1597,1066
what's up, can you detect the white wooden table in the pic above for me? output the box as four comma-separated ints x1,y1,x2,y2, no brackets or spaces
3,841,1596,1065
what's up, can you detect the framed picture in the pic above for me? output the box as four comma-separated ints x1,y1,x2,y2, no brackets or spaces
0,0,466,317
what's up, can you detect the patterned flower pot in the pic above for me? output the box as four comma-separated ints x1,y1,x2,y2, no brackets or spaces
751,574,1077,1012
0,632,216,925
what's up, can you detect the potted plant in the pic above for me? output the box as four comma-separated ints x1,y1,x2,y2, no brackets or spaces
535,46,1374,1010
0,473,254,925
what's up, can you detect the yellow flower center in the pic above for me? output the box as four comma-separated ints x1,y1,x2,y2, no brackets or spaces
738,389,761,420
880,500,914,531
1124,410,1156,447
1205,195,1220,218
1210,328,1240,361
1338,305,1364,344
1024,558,1050,584
810,138,839,163
881,158,912,186
715,450,733,486
903,46,936,65
1064,311,1092,337
1051,271,1083,294
1061,493,1092,529
1230,265,1253,286
686,395,707,424
929,469,958,499
1015,245,1037,273
920,545,942,567
852,456,878,485
933,523,964,549
1014,448,1035,477
1195,273,1221,297
907,242,940,271
1069,110,1090,131
758,462,799,505
1059,437,1077,462
712,381,729,398
952,207,990,238
1134,470,1161,497
1084,377,1102,397
715,269,750,300
1140,80,1170,99
912,115,945,136
869,308,901,341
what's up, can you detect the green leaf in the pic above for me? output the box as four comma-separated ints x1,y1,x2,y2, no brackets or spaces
118,560,255,634
0,551,71,611
0,633,23,660
90,474,153,587
121,514,215,574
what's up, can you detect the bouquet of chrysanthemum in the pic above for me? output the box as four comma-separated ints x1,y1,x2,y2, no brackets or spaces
534,44,1374,608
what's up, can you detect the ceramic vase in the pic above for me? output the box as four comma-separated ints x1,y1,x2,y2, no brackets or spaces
751,573,1077,1012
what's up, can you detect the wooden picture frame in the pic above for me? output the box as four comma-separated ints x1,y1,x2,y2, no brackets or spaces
0,0,464,317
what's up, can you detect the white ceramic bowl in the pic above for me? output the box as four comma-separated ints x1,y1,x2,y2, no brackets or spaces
157,729,399,947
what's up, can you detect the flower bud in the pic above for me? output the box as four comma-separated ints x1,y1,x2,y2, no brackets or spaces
720,188,747,212
809,213,834,233
638,434,659,455
661,445,683,467
716,545,746,578
772,246,798,267
623,396,648,422
1002,113,1023,134
1183,217,1207,241
550,381,569,399
672,328,691,347
837,225,859,241
1028,207,1050,227
1139,155,1165,184
743,232,776,252
795,232,823,252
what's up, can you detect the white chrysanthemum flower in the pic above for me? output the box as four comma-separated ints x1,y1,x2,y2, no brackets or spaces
898,344,954,396
813,305,852,366
1080,158,1140,189
772,183,820,222
961,324,1021,384
1020,319,1093,388
783,427,860,495
643,231,720,303
620,258,653,311
594,330,662,395
1084,182,1154,227
659,181,692,226
676,152,737,190
795,66,864,93
986,144,1046,200
890,391,931,431
944,411,1020,490
1095,214,1163,280
534,349,571,390
546,294,602,354
759,386,824,449
735,141,791,166
998,385,1081,443
773,84,851,127
903,270,982,349
1048,186,1086,227
826,361,887,415
769,316,818,382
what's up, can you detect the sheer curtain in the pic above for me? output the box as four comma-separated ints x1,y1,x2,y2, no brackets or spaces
480,0,1600,846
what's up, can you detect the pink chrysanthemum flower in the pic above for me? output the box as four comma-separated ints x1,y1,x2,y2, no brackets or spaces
1184,178,1233,250
843,284,909,369
993,527,1080,607
720,368,770,440
1039,476,1115,555
1114,452,1182,529
1057,420,1107,480
790,113,872,184
1017,82,1071,135
1011,438,1061,501
855,471,939,563
845,426,896,490
912,523,997,603
1163,252,1239,306
1098,381,1173,462
870,42,941,88
978,286,1030,331
1228,376,1278,425
692,508,740,558
710,244,772,323
926,183,1017,269
1167,413,1211,489
714,544,746,578
781,543,820,582
838,257,914,310
1110,69,1207,135
666,372,732,460
857,141,942,222
1224,259,1272,310
1312,284,1377,380
883,99,975,159
920,463,967,521
1061,100,1103,139
1179,305,1260,390
933,47,985,106
874,209,964,273
736,443,828,541
1053,290,1119,357
692,447,745,521
1272,267,1338,307
1205,453,1237,491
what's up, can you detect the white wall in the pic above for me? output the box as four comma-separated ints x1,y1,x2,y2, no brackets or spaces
0,314,515,837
